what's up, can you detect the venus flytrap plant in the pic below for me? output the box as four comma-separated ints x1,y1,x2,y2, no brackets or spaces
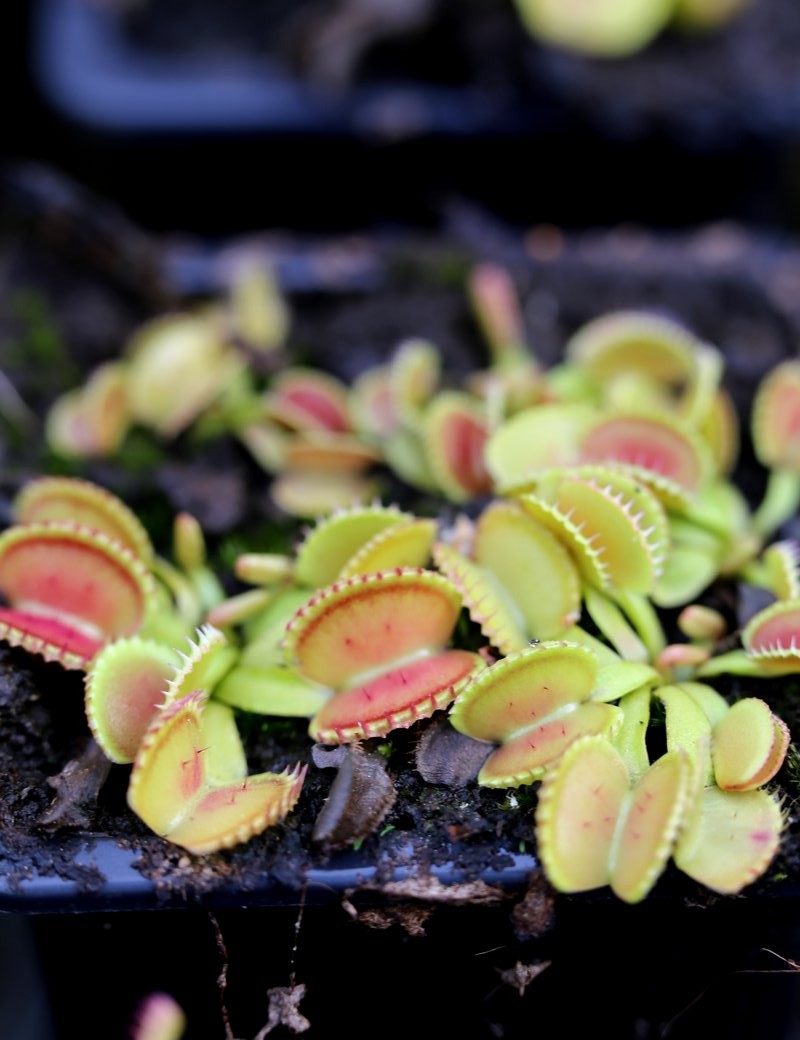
5,274,799,896
465,261,543,415
659,683,787,893
0,521,157,670
282,568,484,744
534,697,691,904
432,499,582,655
0,475,307,853
449,641,628,788
206,504,440,718
88,621,306,853
532,678,783,903
127,689,306,855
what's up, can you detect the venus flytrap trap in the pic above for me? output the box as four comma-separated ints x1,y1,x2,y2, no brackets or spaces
515,465,669,661
45,360,130,458
422,391,493,504
659,684,786,894
0,517,157,670
448,641,624,788
88,617,307,854
698,597,800,679
282,568,484,745
86,623,238,766
205,503,440,719
127,690,306,855
432,500,582,655
534,702,691,904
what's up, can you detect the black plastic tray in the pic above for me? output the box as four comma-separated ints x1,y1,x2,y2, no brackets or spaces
0,834,538,914
31,0,548,140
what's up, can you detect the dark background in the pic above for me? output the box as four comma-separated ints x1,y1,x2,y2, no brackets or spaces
4,4,800,1039
6,0,800,237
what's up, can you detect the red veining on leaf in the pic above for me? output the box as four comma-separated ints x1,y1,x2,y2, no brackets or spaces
310,649,479,744
0,524,153,644
284,568,461,688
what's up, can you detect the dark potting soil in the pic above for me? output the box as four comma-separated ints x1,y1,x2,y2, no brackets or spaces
2,192,800,937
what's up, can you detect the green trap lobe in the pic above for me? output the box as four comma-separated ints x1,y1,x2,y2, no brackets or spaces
611,750,687,903
474,502,581,639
